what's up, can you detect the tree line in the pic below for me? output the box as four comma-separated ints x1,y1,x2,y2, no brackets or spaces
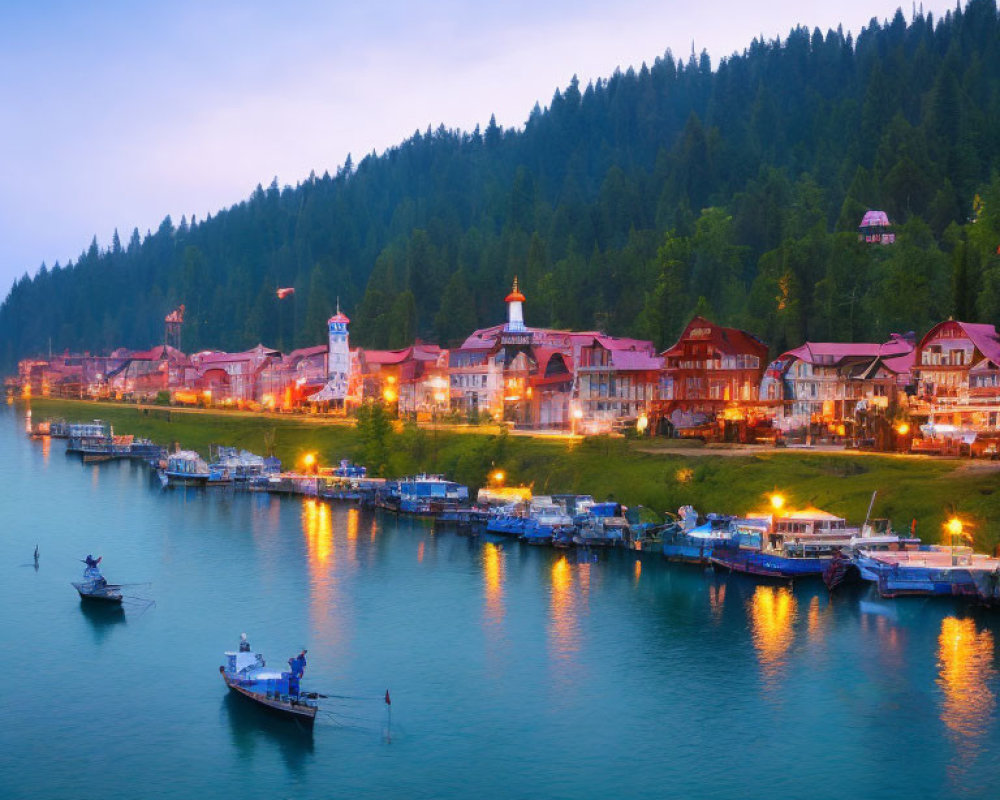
5,1,1000,369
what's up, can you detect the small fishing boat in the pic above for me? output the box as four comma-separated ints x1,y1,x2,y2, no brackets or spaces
66,421,111,454
71,556,123,604
486,504,530,537
219,635,317,727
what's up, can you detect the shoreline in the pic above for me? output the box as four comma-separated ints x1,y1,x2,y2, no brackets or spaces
16,396,1000,553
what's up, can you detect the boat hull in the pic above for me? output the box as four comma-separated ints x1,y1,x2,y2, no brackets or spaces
72,583,123,604
220,669,317,727
710,547,826,579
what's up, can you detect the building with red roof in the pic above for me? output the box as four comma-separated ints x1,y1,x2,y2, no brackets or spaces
655,316,769,440
761,333,915,437
909,320,1000,450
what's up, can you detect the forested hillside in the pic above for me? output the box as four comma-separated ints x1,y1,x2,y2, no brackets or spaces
6,1,1000,368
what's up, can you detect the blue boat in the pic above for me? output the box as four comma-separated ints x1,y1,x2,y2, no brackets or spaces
162,450,211,486
519,498,575,546
574,502,630,547
851,546,1000,599
396,475,470,516
71,556,122,604
710,510,860,579
662,506,736,564
486,507,530,537
219,635,317,727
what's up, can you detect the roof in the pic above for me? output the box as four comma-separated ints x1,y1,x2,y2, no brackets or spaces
362,348,412,365
328,312,350,324
920,320,1000,367
286,344,328,362
661,316,768,360
860,210,891,228
782,334,913,366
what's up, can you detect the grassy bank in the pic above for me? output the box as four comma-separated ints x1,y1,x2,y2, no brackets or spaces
23,398,1000,552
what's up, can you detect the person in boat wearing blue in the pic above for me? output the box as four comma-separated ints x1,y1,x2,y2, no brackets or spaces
287,650,307,696
239,633,251,653
84,554,102,569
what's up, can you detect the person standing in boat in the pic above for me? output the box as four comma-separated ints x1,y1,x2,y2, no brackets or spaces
287,650,307,696
84,554,102,569
239,633,251,653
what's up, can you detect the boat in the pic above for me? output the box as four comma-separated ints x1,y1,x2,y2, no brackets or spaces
486,504,530,537
66,421,111,454
573,502,630,547
162,450,211,486
396,475,470,516
852,545,1000,599
521,497,575,546
219,636,317,727
71,557,123,604
710,509,908,580
662,506,736,564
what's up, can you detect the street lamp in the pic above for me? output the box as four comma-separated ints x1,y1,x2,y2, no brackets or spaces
637,413,649,435
770,492,786,512
572,406,583,436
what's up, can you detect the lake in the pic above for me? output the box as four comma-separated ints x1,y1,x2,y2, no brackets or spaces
1,403,997,799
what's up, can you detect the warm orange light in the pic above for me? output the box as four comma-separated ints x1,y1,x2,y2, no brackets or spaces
572,408,583,420
896,423,910,436
492,470,505,485
770,493,786,511
303,452,317,470
386,375,396,385
382,387,397,403
945,517,964,539
434,391,446,404
202,389,212,400
636,414,649,433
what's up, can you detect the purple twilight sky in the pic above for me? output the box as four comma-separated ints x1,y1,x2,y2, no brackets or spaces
0,1,956,297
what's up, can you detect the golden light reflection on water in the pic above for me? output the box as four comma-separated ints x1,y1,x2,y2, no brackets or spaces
482,542,505,625
41,435,50,463
549,556,580,661
748,585,797,682
301,499,332,564
937,617,996,747
345,508,359,564
708,583,726,622
633,559,641,584
417,540,425,563
806,595,832,643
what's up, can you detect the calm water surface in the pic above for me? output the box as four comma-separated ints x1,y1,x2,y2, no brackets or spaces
1,405,998,799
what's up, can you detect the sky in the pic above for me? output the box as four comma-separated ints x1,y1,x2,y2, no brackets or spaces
0,0,959,297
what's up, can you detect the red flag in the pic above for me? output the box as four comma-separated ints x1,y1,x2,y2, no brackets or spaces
385,689,391,706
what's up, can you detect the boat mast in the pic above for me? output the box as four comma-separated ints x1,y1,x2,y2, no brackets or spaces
862,490,877,536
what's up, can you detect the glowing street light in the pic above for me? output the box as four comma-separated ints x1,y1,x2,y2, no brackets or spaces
770,492,786,512
896,422,910,436
382,387,397,403
302,452,317,474
636,413,649,434
492,470,505,486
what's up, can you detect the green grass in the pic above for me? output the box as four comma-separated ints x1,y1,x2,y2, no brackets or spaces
24,398,1000,552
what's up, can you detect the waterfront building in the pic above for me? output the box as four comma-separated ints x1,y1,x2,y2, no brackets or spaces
107,345,190,400
306,307,355,410
909,319,1000,454
761,334,914,438
654,316,768,440
189,344,281,404
457,280,660,431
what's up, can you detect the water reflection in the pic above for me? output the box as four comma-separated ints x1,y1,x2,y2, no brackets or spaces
78,599,126,642
482,542,505,625
221,692,314,774
41,435,50,464
302,499,332,565
632,559,641,584
708,582,726,622
747,585,797,684
937,617,996,743
549,556,580,662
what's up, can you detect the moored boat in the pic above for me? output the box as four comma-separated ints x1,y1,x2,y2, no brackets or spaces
163,450,211,486
662,506,736,564
854,546,1000,598
219,635,317,727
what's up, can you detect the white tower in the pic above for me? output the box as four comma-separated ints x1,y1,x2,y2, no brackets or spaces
504,277,526,333
327,303,351,400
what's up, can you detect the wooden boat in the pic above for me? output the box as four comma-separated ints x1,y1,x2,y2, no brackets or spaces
72,565,123,604
220,639,317,727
